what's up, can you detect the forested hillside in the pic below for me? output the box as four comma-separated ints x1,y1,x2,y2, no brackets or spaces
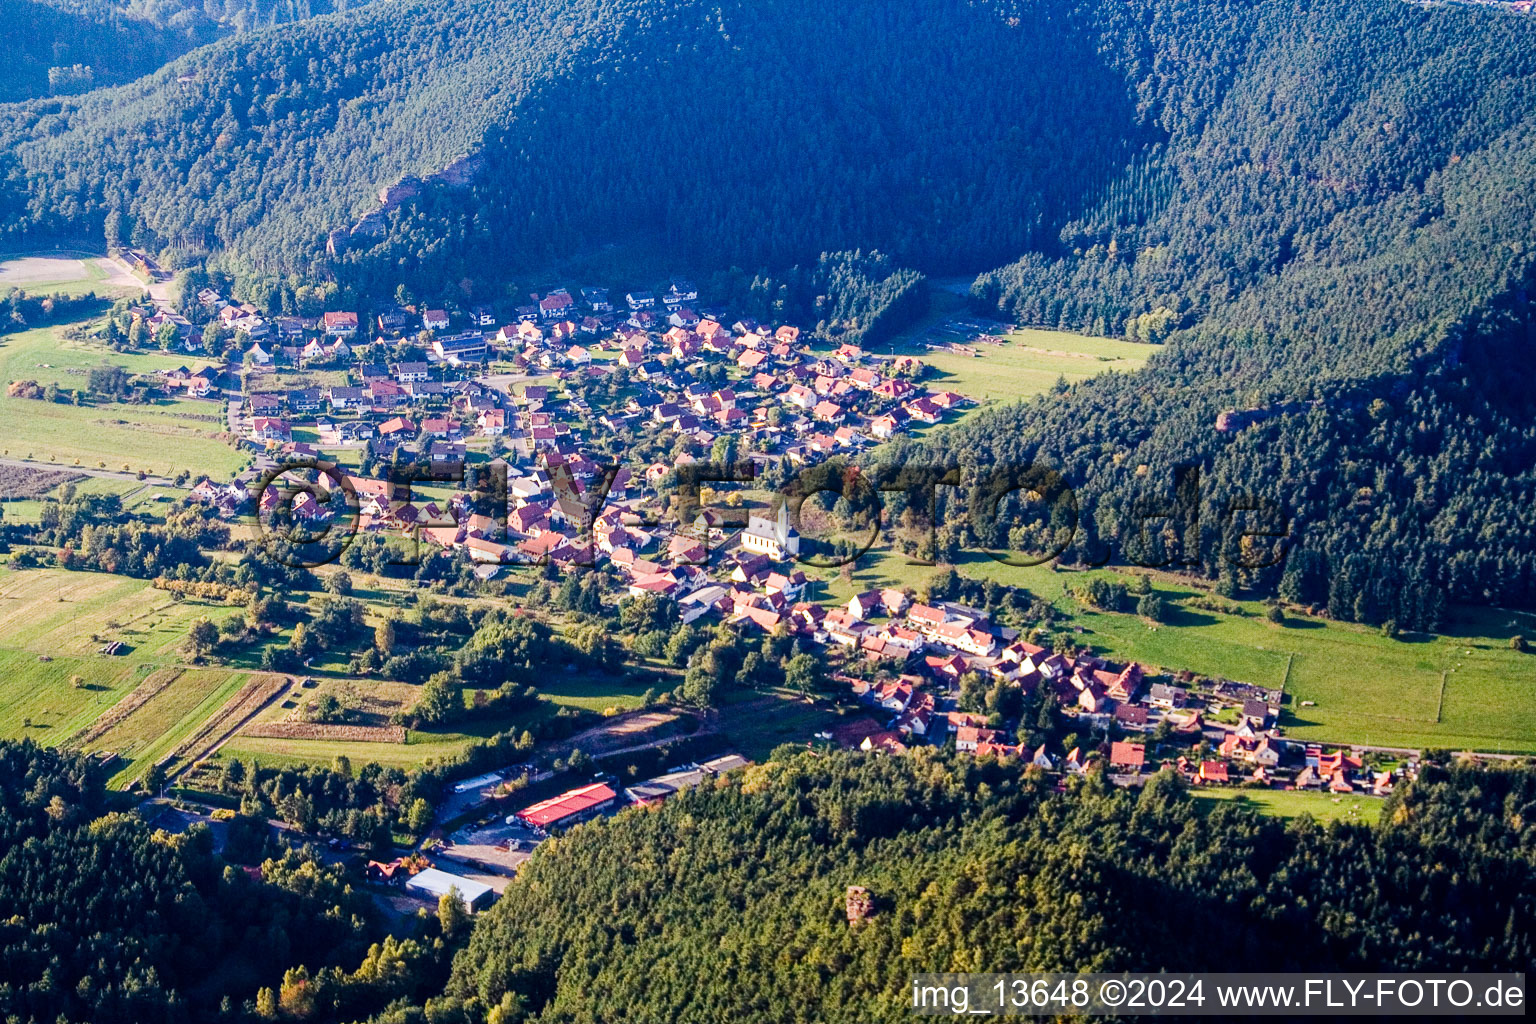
945,1,1536,627
0,0,1144,301
372,752,1533,1024
0,740,395,1023
2,0,186,101
2,0,353,102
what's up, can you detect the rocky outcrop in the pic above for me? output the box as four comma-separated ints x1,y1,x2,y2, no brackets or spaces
328,155,487,255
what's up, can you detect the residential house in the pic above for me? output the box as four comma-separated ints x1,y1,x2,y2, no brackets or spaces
288,388,323,413
1198,761,1230,784
393,361,431,383
666,278,698,305
904,397,942,424
322,383,364,411
252,417,291,442
434,334,489,363
1109,742,1146,772
322,311,359,337
812,400,846,424
478,409,507,436
378,416,416,439
538,291,575,320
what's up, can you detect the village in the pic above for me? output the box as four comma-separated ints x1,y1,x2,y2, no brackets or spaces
155,276,1404,787
109,272,1413,917
160,274,972,577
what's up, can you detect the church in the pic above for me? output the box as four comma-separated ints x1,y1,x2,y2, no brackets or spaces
741,502,800,560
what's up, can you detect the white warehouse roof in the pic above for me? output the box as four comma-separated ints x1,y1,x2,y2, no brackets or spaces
405,867,495,908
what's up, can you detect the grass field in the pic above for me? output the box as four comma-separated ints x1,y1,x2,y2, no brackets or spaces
880,287,1159,428
82,667,250,775
724,692,846,762
0,320,245,478
801,546,1536,753
0,253,145,299
221,692,550,770
913,328,1157,419
219,733,478,771
1192,786,1384,825
537,668,657,712
0,476,187,523
0,568,242,744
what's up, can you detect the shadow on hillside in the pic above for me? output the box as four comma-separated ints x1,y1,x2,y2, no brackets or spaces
1164,606,1218,628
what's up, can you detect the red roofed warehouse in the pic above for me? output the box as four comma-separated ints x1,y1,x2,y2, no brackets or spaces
515,782,618,830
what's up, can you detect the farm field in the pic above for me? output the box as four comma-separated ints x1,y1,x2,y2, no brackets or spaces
803,545,1536,753
220,665,662,770
0,567,242,743
0,320,245,478
81,667,250,779
0,252,146,298
1191,786,1385,825
220,695,544,769
218,733,475,771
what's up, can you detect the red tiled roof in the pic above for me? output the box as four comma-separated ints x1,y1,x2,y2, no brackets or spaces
1109,741,1145,768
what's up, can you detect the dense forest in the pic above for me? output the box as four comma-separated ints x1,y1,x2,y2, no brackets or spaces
712,251,929,348
925,0,1536,627
0,0,1144,301
1,0,351,102
0,729,1529,1023
3,0,1536,622
0,739,422,1023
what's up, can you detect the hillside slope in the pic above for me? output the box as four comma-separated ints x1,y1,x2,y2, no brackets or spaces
2,0,360,102
0,0,1143,297
0,0,191,101
430,753,1534,1023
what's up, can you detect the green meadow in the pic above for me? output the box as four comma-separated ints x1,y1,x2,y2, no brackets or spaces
805,545,1536,753
0,567,241,743
881,288,1159,429
0,476,186,524
1192,786,1385,824
0,320,246,478
917,328,1156,407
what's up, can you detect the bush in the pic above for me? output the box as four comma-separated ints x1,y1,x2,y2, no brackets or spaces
1137,593,1168,622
